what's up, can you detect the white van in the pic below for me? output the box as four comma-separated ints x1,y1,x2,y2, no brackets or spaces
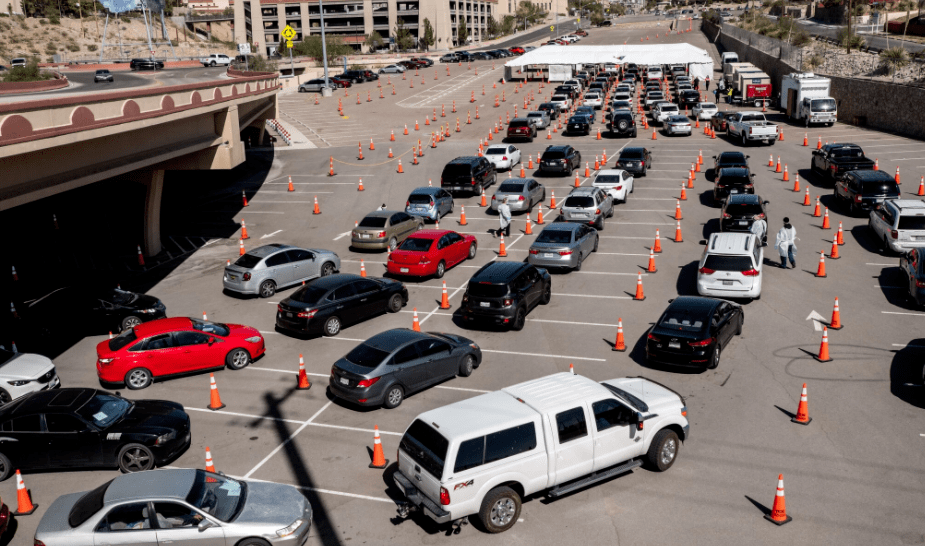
393,373,689,534
697,232,763,299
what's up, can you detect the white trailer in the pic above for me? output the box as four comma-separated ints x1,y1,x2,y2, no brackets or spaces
781,72,836,127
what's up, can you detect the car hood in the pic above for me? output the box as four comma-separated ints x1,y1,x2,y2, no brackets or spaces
114,399,188,432
234,480,310,526
131,294,162,310
225,323,260,337
35,491,86,538
0,352,54,380
603,377,682,411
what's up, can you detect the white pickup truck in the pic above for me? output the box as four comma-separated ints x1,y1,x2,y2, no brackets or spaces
726,111,779,146
200,53,232,67
393,372,689,534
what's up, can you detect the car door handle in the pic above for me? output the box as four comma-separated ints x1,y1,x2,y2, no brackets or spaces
336,306,344,310
360,298,368,302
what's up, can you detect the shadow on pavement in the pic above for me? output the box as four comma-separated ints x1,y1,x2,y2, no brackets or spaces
890,340,925,410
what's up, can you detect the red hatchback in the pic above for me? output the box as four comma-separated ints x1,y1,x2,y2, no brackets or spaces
96,317,266,390
386,230,477,278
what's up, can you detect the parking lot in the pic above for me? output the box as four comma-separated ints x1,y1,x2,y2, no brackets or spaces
3,22,925,546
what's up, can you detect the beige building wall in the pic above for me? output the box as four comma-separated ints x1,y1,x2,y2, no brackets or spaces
4,0,23,15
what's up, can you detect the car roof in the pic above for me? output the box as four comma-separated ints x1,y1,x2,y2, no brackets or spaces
406,229,455,241
2,388,96,417
849,170,895,182
544,145,571,152
667,296,722,313
306,273,364,291
621,147,646,154
707,232,756,254
596,169,626,177
498,178,533,186
409,187,443,196
364,210,398,218
887,199,925,214
726,194,761,204
245,243,291,258
569,187,599,196
415,389,539,439
503,373,614,414
470,261,530,283
540,222,581,232
718,167,750,177
362,328,430,352
718,151,747,160
447,156,482,165
134,317,193,337
105,468,196,504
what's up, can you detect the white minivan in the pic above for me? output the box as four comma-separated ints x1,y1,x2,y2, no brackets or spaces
697,232,763,299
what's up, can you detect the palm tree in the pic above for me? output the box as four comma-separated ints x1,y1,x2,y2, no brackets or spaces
898,0,915,43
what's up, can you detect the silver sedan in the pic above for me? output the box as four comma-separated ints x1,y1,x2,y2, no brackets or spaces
484,144,522,171
491,178,546,212
223,244,340,298
34,469,312,546
664,115,693,136
527,222,599,271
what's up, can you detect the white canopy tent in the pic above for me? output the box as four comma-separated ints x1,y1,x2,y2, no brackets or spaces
504,44,715,80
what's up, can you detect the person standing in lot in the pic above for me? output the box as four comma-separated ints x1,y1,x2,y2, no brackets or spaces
726,87,734,103
750,215,768,246
705,76,711,91
774,217,798,268
497,196,512,238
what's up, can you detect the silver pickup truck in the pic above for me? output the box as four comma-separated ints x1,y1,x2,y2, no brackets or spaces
726,111,779,146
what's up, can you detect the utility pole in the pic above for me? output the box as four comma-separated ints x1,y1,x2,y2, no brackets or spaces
320,0,330,89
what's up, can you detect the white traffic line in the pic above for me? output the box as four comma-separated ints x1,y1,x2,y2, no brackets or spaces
882,311,925,317
243,401,333,479
186,406,403,436
481,349,606,362
554,292,633,299
866,262,897,266
892,343,925,348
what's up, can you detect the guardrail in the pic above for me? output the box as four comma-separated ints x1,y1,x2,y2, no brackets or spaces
185,13,235,22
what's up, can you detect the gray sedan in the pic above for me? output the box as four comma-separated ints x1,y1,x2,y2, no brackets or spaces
490,178,546,213
528,222,599,271
329,328,481,408
664,115,693,136
34,469,312,546
223,243,340,298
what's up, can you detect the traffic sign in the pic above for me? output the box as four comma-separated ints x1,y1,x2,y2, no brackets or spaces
550,25,554,31
286,40,293,49
281,25,297,41
237,43,251,54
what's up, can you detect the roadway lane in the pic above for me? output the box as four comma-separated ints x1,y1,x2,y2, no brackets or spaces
471,17,578,51
794,18,925,54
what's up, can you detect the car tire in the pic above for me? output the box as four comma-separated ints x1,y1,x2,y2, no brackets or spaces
708,345,720,370
883,236,892,255
210,61,216,66
387,294,403,313
0,389,10,406
323,316,342,336
511,307,527,331
540,282,551,305
0,453,11,481
435,260,446,279
468,242,478,259
118,443,156,473
478,486,521,533
125,368,152,390
598,216,605,230
459,354,476,377
298,87,305,93
742,134,748,147
236,539,271,546
645,429,680,472
574,252,583,271
259,280,276,298
226,348,251,370
388,237,398,251
321,262,336,276
121,315,142,331
383,385,404,409
593,234,599,252
736,315,743,335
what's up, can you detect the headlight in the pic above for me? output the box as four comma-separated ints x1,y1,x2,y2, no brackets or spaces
155,431,176,445
469,343,479,350
244,336,262,343
277,519,303,537
138,308,158,314
7,380,30,387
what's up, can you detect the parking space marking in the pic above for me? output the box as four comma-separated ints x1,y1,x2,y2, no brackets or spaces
892,343,925,348
187,406,404,436
243,401,333,478
482,348,606,362
866,263,896,266
554,292,632,300
186,407,304,425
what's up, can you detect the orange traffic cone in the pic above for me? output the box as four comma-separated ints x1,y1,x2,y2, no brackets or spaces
829,297,842,330
817,136,822,149
439,281,452,309
674,221,683,243
812,197,821,217
297,354,311,389
480,187,488,207
775,157,782,173
550,190,557,208
358,178,365,192
313,196,321,214
13,470,37,515
574,171,581,188
388,148,393,158
779,129,785,141
243,190,249,206
570,363,576,375
239,239,245,256
360,259,367,278
137,245,145,267
328,157,335,176
390,130,395,141
764,474,793,525
358,142,364,160
459,206,468,226
814,327,833,362
782,164,789,182
498,234,508,257
815,251,827,278
369,426,389,469
525,216,533,235
652,129,657,140
647,249,657,273
821,208,831,229
803,133,808,146
792,383,811,425
613,318,626,352
536,204,545,225
674,200,683,220
205,446,217,472
769,154,774,167
520,163,526,177
829,240,840,259
803,188,812,206
240,220,249,240
836,222,845,245
633,272,646,301
404,124,409,135
208,373,225,411
397,159,404,173
918,177,925,196
369,138,375,150
680,183,687,201
793,174,800,192
288,175,295,192
585,162,590,177
653,229,662,253
412,308,421,332
687,172,694,189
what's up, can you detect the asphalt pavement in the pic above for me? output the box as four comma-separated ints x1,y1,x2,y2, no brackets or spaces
795,18,925,54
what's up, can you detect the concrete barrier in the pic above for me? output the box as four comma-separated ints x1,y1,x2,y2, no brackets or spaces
0,73,69,96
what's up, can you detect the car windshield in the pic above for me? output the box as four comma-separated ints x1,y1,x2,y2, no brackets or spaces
811,99,836,111
344,343,389,368
191,319,231,337
398,238,434,252
186,470,247,522
359,216,387,228
620,150,644,159
234,254,262,269
725,203,764,215
860,181,899,195
659,308,708,331
109,329,138,351
468,282,509,297
69,479,114,527
76,393,132,428
535,230,573,244
594,175,621,185
485,147,507,155
498,183,524,192
290,285,328,304
400,419,448,479
704,255,754,271
564,196,594,208
408,194,433,204
898,216,925,230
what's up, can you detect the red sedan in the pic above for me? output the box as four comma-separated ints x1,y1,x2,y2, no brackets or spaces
96,317,266,390
386,230,477,278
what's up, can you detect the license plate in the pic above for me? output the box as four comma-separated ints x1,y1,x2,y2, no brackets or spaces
361,234,370,239
914,236,925,241
730,189,739,194
874,198,884,203
400,268,409,273
480,302,490,307
738,220,748,226
340,378,349,385
669,341,681,349
544,253,554,258
722,280,733,286
287,312,293,317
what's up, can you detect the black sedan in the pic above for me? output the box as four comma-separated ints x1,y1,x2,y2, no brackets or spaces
713,151,749,172
276,274,408,337
537,102,560,120
567,115,591,136
329,329,481,408
616,147,653,176
0,388,190,480
646,296,743,370
129,58,163,70
713,167,755,202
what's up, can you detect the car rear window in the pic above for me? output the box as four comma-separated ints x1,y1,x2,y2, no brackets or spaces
108,329,138,351
660,105,679,112
527,113,543,118
659,309,707,331
359,216,387,228
408,194,433,204
498,183,524,192
442,164,473,178
725,203,764,215
564,196,594,208
509,120,529,127
568,117,588,124
704,255,754,271
485,147,507,155
552,95,568,101
898,216,925,230
398,238,434,252
620,150,643,159
535,230,573,244
69,479,114,527
234,254,262,269
718,175,751,186
401,419,449,478
344,343,389,368
291,285,329,304
831,147,864,158
594,175,621,185
861,181,899,195
543,150,565,159
468,282,509,298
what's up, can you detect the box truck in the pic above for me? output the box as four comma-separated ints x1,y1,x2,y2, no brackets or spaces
781,72,836,127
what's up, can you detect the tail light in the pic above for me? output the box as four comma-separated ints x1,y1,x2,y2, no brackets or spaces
519,196,525,201
916,279,925,288
722,213,731,218
640,161,645,167
855,194,862,203
419,257,431,264
741,269,760,276
647,333,660,341
502,298,513,306
615,185,623,191
243,272,252,281
891,230,898,239
830,165,837,171
377,231,387,238
297,309,318,318
559,250,573,255
34,541,46,546
357,377,380,388
502,156,508,160
688,337,715,347
440,486,451,505
278,305,284,312
471,177,477,185
492,195,496,200
406,201,410,207
745,184,754,188
429,200,435,207
699,267,716,274
595,209,601,215
754,213,766,219
529,249,539,254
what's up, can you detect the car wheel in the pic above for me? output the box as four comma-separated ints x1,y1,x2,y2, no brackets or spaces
459,354,476,377
299,87,305,93
388,237,398,251
125,368,152,390
645,429,680,472
574,252,583,271
226,348,251,370
323,316,341,337
736,315,743,335
320,262,335,276
121,315,142,331
387,294,403,313
708,345,720,370
118,443,155,473
236,540,271,546
435,260,446,279
742,134,748,147
383,385,404,409
210,61,216,66
540,282,551,305
0,453,11,481
259,280,276,298
0,389,10,406
593,234,599,252
478,486,521,533
511,307,527,331
598,216,605,230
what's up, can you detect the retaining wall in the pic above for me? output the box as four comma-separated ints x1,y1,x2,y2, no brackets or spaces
0,73,69,96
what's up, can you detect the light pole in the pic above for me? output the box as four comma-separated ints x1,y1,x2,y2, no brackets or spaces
319,0,331,92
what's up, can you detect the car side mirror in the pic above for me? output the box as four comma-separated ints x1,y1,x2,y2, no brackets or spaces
634,412,645,430
764,201,770,205
208,337,215,346
699,239,707,245
198,519,215,531
745,155,750,159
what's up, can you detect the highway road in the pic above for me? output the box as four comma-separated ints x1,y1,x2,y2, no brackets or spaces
794,18,925,54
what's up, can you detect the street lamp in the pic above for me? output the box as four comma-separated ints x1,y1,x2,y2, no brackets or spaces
319,0,332,95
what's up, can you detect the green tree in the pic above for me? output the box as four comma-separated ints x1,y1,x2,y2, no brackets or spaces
365,30,384,53
421,18,435,50
611,4,626,16
590,12,604,25
836,26,865,52
501,14,515,35
880,46,908,78
487,16,500,38
394,18,414,51
292,35,352,66
457,16,469,45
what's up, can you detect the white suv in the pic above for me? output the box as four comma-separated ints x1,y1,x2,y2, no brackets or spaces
869,199,925,253
697,232,763,299
654,103,680,124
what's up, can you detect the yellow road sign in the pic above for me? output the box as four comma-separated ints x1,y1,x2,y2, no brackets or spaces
281,25,297,40
577,17,581,22
286,40,293,48
550,25,555,31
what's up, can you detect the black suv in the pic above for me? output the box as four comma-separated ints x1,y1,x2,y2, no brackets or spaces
616,147,652,176
834,170,901,215
566,115,591,136
555,85,579,100
714,167,755,202
335,70,368,83
460,262,551,330
608,111,637,137
678,89,701,108
539,145,581,175
720,194,769,240
441,157,497,195
713,151,749,173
